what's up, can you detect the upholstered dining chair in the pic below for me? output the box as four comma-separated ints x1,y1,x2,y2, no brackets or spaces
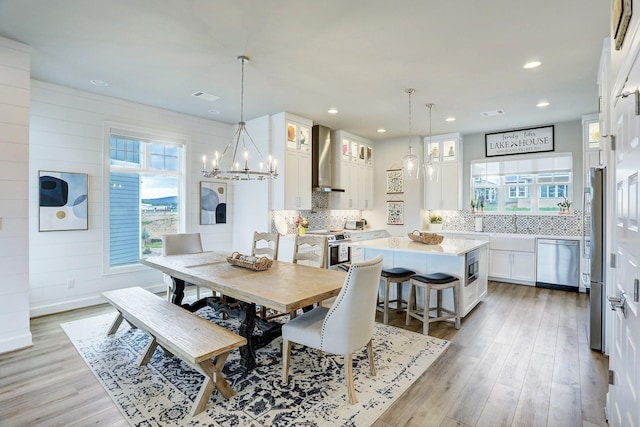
251,231,280,319
281,255,384,404
162,232,204,301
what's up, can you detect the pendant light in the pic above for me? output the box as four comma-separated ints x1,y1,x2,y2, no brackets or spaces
202,56,278,180
424,103,438,181
401,88,419,180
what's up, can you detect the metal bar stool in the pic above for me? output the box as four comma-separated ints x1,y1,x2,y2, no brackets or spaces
377,267,415,324
406,272,461,335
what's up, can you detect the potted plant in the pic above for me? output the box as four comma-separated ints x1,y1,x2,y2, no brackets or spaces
428,213,443,231
294,213,309,235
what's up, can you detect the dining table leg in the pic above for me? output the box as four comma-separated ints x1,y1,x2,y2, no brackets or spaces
168,276,280,372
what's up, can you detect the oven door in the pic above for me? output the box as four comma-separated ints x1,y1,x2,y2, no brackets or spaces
328,242,351,270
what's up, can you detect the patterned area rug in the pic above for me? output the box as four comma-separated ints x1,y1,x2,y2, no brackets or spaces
61,308,449,427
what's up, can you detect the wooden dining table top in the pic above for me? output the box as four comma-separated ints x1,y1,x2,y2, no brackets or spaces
141,252,347,313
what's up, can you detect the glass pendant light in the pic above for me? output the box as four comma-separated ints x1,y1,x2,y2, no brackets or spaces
401,88,419,180
424,103,438,181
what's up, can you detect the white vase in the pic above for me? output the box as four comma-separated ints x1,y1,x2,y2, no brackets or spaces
429,223,443,231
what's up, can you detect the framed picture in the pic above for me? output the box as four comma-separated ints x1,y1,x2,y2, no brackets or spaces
200,182,227,224
485,125,554,157
386,169,403,194
39,170,88,231
386,201,404,225
613,0,632,50
287,123,297,149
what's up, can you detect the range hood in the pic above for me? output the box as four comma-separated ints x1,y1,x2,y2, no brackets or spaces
312,125,345,192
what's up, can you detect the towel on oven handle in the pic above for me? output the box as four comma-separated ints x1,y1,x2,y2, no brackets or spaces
338,243,349,263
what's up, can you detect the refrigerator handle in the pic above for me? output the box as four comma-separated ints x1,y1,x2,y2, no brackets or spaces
583,187,592,258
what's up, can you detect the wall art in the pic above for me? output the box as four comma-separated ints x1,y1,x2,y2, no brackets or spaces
386,200,404,225
200,181,227,224
39,170,88,231
386,169,404,194
485,125,554,157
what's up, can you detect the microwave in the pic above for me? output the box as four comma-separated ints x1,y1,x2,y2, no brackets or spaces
344,220,365,230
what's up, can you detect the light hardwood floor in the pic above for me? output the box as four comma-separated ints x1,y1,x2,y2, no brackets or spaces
0,281,608,426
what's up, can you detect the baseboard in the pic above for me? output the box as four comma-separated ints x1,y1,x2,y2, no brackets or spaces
0,331,33,354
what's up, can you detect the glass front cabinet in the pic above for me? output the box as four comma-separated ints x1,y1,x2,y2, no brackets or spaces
423,133,463,210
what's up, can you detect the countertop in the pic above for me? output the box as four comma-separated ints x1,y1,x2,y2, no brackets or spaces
351,236,489,256
434,230,581,241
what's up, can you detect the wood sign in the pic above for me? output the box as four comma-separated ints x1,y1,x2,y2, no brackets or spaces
485,125,554,157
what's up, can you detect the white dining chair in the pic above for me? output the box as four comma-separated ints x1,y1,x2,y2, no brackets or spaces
162,233,204,300
251,231,281,319
281,255,384,404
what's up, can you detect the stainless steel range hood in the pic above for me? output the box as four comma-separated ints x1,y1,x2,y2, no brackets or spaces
312,125,345,192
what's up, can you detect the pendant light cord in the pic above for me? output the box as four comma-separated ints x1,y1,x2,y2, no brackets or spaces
406,88,415,149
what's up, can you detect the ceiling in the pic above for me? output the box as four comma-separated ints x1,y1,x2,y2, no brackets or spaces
0,0,610,141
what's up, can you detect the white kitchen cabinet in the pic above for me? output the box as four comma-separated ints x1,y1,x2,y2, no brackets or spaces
331,130,374,210
423,133,463,210
488,235,536,285
271,112,313,210
582,113,602,187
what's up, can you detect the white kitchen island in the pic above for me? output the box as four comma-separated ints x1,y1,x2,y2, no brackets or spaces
352,236,489,317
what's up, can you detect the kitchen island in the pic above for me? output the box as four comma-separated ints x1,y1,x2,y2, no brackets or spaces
352,236,489,317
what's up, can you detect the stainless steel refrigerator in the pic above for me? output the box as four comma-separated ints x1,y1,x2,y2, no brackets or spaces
585,167,605,351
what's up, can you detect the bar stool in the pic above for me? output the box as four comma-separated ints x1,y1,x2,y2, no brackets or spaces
406,272,461,335
377,267,415,324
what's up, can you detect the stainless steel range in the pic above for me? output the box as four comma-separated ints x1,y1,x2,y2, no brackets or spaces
305,229,351,270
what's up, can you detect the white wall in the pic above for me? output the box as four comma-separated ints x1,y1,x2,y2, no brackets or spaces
461,120,583,207
370,137,425,235
0,37,31,353
28,81,236,317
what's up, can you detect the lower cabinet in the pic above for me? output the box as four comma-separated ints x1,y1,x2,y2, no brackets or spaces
489,249,536,285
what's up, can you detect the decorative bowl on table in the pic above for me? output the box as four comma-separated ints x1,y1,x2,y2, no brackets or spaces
226,251,273,271
407,230,444,245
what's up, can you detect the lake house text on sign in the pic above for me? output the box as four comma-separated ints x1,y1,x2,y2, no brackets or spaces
485,125,554,157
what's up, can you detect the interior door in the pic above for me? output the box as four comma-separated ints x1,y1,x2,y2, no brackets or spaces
607,55,640,426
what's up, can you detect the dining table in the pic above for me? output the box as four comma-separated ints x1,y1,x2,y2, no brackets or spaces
141,251,346,371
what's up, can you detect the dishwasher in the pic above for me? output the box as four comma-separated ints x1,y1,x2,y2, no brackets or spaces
535,238,579,291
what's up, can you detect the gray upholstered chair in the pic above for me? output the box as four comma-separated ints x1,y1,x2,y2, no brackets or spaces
281,255,384,404
161,233,204,300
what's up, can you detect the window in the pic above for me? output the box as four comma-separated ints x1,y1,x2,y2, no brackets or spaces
106,126,185,269
471,153,572,213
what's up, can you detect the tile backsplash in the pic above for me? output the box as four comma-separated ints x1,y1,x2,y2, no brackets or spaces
431,210,583,236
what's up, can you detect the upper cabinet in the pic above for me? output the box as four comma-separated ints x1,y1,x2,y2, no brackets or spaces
582,113,602,186
330,130,374,210
271,112,313,210
423,133,463,210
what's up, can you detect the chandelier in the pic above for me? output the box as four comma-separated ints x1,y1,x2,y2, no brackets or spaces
202,56,278,180
401,88,419,180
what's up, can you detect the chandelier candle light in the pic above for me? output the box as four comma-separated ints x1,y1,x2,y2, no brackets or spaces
401,88,419,180
202,56,278,180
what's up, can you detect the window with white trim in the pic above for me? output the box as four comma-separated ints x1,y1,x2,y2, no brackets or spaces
107,126,185,268
471,153,572,213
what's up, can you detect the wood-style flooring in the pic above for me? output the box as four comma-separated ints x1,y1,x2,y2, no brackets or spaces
0,281,609,426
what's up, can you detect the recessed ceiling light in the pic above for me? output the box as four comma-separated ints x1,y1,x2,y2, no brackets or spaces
90,79,108,87
445,117,456,122
377,128,386,133
208,109,220,115
328,108,338,114
536,101,550,108
523,61,541,69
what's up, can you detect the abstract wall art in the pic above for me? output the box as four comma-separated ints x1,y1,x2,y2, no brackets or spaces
39,171,88,231
200,181,227,224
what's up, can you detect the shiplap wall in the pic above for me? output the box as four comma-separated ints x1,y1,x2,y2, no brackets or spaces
28,80,235,317
0,37,31,353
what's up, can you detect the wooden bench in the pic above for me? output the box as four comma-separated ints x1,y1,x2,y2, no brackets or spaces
101,286,247,416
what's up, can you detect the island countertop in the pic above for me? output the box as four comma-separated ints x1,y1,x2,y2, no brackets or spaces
351,236,489,256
